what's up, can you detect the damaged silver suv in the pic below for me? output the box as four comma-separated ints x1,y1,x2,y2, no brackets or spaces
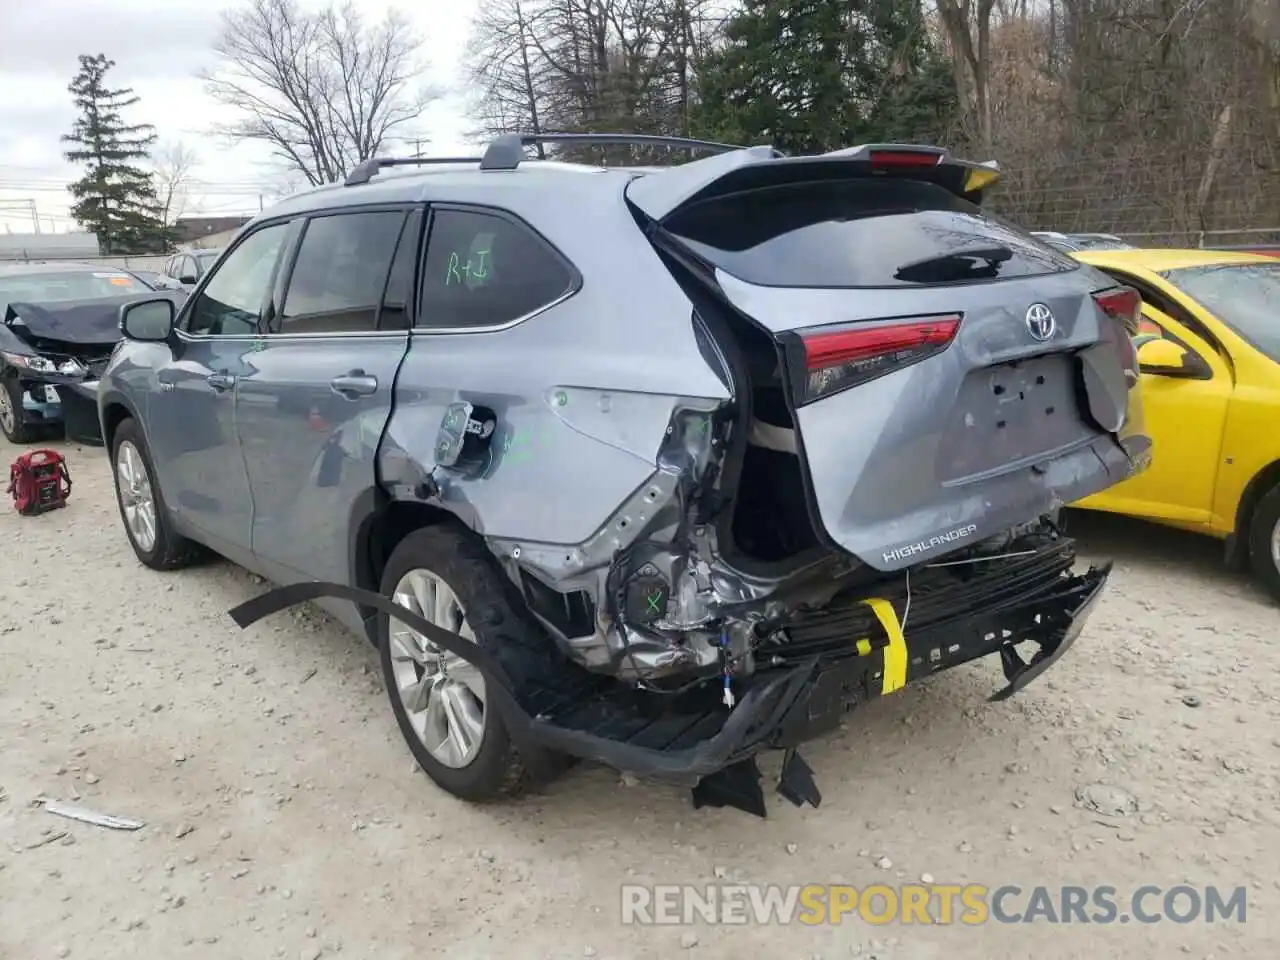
100,134,1150,816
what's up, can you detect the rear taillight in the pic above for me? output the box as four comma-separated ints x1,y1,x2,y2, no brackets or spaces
1092,285,1143,379
787,315,961,404
1092,286,1142,336
869,149,944,172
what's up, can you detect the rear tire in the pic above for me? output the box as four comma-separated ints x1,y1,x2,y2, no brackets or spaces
1247,485,1280,603
110,418,203,570
0,370,35,444
378,525,566,802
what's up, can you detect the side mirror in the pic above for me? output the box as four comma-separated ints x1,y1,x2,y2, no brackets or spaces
120,298,176,342
1137,337,1203,377
179,274,198,285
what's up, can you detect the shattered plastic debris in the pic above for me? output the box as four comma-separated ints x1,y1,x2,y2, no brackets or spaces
37,798,145,831
1075,783,1138,818
26,831,69,849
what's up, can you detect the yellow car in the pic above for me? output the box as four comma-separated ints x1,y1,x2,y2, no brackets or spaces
1071,249,1280,601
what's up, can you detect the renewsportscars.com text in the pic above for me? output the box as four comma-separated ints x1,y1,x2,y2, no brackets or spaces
620,883,1247,926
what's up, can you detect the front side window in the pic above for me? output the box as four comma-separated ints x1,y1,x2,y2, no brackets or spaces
1134,305,1172,344
1162,262,1280,363
275,210,406,334
186,223,290,336
417,208,576,330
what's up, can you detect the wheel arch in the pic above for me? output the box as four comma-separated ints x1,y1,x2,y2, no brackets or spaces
348,490,464,644
99,390,141,454
1232,458,1280,552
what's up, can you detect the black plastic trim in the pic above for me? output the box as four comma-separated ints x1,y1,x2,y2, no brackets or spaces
228,563,1111,786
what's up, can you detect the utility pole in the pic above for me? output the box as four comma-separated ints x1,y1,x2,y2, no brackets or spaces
0,199,40,235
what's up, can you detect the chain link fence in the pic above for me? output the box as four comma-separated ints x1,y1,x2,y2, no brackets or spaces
1108,227,1280,251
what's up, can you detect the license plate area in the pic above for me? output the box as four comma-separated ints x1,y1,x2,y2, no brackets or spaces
937,354,1091,482
22,385,60,409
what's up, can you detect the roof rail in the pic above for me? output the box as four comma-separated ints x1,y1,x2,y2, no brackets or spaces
344,155,485,187
478,132,745,171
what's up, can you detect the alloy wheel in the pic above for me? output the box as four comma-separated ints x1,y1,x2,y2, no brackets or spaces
388,568,487,769
115,440,157,552
0,382,15,436
1271,514,1280,574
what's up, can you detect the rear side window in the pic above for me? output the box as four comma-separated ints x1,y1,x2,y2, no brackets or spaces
664,179,1076,288
277,210,407,334
417,208,575,330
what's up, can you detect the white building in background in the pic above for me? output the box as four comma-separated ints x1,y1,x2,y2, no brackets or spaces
173,216,252,250
183,225,243,250
0,231,100,261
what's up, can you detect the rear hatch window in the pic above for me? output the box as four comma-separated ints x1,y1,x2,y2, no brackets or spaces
664,179,1077,288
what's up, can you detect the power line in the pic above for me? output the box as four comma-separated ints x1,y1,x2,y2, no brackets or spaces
0,181,271,196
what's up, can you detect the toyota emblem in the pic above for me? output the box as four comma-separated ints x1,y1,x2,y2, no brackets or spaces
1025,303,1056,341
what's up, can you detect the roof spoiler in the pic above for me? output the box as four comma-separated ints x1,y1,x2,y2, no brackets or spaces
625,143,1001,222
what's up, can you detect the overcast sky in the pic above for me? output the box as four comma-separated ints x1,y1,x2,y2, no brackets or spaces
0,0,475,232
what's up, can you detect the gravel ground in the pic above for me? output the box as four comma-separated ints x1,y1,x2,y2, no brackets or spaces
1,435,1277,960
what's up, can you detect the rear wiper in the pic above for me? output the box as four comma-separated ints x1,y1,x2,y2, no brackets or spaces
894,244,1014,282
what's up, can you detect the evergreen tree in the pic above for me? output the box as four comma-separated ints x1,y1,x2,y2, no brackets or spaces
862,0,959,145
62,54,171,254
693,0,958,155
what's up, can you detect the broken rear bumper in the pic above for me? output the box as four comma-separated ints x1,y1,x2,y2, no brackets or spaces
227,559,1110,795
512,562,1110,785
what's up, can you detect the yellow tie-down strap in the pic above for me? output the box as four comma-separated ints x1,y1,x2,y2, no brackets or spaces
860,598,909,695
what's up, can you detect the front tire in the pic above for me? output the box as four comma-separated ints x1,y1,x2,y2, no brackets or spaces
0,371,35,443
110,418,202,570
1248,485,1280,603
378,525,563,802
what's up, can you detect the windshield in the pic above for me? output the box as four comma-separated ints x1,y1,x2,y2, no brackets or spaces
1162,262,1280,362
197,252,221,267
0,270,150,311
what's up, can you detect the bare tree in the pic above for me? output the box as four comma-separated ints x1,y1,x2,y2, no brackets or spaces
202,0,438,185
464,0,721,165
152,141,198,225
935,0,999,154
465,0,550,142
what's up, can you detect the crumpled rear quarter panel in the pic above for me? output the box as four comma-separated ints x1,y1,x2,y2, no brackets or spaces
379,179,730,545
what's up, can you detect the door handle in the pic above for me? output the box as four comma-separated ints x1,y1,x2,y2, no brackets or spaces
330,371,378,398
206,372,236,392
